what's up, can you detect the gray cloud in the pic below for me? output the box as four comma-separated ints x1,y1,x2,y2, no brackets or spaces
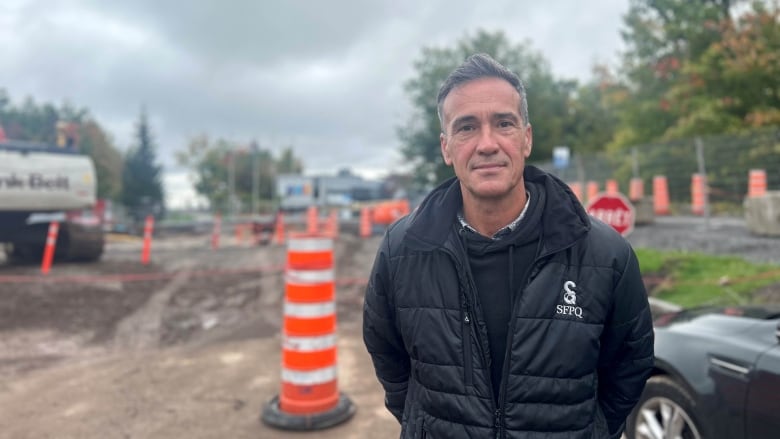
1,0,629,207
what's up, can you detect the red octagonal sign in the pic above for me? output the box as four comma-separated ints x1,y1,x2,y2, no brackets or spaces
586,192,636,237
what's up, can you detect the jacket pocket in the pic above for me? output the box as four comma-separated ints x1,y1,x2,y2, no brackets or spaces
462,310,473,387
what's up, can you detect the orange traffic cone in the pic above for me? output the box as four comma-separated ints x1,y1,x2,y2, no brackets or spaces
691,173,706,215
748,169,767,198
586,181,599,204
274,212,286,245
629,178,644,201
653,175,670,215
359,207,372,238
325,209,339,239
568,182,583,202
141,215,154,265
262,233,355,430
606,179,619,195
306,206,319,234
40,221,59,274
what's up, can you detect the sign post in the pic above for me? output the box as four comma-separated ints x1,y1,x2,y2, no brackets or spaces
586,192,636,237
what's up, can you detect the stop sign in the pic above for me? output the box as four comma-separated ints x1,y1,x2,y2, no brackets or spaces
586,192,636,236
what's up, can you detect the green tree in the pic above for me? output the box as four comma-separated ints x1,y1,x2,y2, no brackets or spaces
399,30,576,187
276,146,304,174
563,65,622,153
176,136,304,212
121,108,164,219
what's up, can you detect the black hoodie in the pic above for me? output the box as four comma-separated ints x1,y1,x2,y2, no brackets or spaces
459,181,545,402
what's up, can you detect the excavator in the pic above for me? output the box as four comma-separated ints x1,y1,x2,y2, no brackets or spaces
0,122,104,263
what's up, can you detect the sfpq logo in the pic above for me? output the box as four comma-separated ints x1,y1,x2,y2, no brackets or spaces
557,280,583,319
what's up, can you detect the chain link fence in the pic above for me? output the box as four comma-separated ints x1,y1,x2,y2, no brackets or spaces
535,127,780,215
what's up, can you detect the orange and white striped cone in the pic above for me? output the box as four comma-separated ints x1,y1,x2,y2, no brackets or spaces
40,221,60,275
568,182,583,202
262,233,355,430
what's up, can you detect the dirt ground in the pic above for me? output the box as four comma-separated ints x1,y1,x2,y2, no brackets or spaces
0,215,779,438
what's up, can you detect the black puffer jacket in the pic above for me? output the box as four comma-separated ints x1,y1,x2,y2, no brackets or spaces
363,166,654,438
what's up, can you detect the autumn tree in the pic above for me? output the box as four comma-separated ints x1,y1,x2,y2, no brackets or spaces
664,1,780,137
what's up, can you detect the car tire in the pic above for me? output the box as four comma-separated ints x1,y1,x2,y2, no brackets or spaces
625,375,703,439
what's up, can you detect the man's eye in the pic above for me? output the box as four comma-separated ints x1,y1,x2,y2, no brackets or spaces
498,120,515,128
457,125,474,132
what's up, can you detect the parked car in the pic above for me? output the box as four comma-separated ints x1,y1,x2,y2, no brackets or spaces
625,306,780,439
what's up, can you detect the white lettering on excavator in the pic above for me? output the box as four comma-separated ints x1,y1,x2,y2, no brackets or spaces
0,173,69,190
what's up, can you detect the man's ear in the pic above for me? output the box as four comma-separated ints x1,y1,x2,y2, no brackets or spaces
523,124,533,158
440,132,452,165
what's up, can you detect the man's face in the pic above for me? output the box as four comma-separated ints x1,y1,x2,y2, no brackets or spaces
440,77,532,202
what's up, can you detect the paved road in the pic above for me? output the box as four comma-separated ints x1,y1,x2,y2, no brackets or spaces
628,215,780,265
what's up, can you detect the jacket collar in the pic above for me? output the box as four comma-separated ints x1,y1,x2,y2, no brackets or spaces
403,165,590,254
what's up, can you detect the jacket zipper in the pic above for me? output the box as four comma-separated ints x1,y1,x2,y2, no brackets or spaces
495,259,543,439
462,308,473,387
443,244,499,430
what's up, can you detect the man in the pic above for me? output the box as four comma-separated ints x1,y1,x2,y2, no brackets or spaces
363,53,654,438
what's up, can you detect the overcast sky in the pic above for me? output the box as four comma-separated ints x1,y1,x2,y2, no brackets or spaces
1,0,629,208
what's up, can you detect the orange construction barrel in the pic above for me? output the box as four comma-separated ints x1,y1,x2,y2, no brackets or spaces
262,233,355,430
748,169,767,198
653,175,670,215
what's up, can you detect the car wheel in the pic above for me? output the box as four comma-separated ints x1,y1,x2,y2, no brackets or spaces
626,376,703,439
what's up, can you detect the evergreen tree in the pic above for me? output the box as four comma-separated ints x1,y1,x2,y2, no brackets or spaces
121,108,165,220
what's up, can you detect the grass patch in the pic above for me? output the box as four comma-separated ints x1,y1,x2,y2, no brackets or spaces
635,248,780,308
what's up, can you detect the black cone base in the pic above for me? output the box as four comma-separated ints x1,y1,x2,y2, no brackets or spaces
261,393,356,431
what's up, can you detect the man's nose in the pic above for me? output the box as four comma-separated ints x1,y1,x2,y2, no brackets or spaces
475,125,499,154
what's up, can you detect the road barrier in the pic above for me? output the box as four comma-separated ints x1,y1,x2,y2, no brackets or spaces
141,215,154,265
40,221,59,275
262,233,355,430
653,175,670,215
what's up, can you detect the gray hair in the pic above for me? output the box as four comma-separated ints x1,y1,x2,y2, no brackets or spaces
436,53,529,132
